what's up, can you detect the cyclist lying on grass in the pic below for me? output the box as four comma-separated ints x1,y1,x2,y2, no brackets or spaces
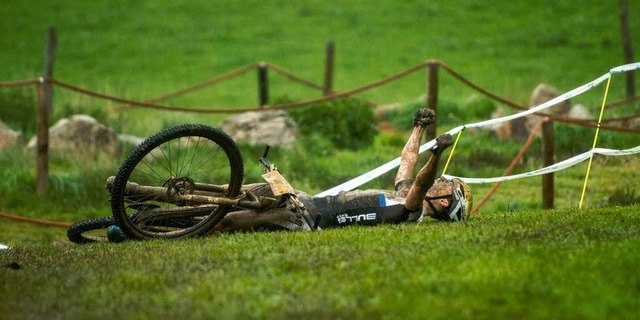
210,108,473,233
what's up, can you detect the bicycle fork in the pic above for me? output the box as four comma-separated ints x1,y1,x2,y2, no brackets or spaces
259,146,319,231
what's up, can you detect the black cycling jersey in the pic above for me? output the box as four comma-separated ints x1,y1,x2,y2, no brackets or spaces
231,183,420,232
299,189,420,229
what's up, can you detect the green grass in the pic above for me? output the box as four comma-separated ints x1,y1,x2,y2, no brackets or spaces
2,206,639,319
2,0,639,134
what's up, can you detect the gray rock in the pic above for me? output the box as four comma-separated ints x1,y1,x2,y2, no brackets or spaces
0,119,24,150
489,108,530,141
526,83,572,133
220,110,299,147
567,104,594,120
27,114,121,156
118,133,145,147
529,83,571,115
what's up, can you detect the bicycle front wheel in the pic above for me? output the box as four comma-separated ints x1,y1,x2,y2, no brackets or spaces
110,124,244,240
67,216,117,244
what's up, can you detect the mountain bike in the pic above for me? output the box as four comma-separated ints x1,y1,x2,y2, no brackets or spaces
67,123,315,243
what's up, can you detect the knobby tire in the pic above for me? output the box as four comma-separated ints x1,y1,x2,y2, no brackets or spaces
110,124,244,240
67,216,117,244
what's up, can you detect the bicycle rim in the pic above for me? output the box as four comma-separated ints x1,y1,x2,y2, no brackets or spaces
111,124,243,240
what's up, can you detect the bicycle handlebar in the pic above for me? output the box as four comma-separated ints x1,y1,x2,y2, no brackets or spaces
259,145,274,170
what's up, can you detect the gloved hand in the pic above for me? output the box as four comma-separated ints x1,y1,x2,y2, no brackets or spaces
432,134,453,155
413,108,435,127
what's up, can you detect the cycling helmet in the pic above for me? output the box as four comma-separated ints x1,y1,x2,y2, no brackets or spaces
424,178,473,222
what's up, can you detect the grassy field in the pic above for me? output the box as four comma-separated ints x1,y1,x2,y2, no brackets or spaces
2,206,639,319
2,0,639,133
1,1,639,318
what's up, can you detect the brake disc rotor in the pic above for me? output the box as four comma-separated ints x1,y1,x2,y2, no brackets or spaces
165,177,195,202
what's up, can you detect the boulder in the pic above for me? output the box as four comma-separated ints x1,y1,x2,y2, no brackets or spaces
220,110,299,147
27,114,121,156
118,133,145,147
529,83,571,115
118,133,167,160
0,119,24,150
489,108,530,141
566,104,594,120
526,83,571,132
629,118,640,129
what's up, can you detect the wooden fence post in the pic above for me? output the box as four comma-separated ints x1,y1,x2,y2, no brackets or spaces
542,119,554,209
324,41,335,96
426,62,439,142
619,0,635,98
37,27,56,196
257,62,269,107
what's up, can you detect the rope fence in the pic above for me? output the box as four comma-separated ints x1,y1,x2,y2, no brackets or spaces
2,60,639,130
112,63,260,111
0,79,40,87
0,212,71,228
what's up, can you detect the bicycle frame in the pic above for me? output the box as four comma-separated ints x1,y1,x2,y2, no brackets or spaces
106,176,280,211
105,145,309,218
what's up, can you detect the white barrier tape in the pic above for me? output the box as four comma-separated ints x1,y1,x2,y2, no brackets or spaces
443,145,640,184
611,62,640,73
316,126,465,197
437,63,640,132
316,62,640,197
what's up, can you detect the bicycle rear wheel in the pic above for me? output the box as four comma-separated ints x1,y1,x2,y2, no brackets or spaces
110,124,244,240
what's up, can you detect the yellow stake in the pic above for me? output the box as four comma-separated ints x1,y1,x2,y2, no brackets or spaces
579,76,612,209
442,128,463,175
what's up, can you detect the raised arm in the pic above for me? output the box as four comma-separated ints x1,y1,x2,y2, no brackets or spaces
403,133,453,212
394,108,435,188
